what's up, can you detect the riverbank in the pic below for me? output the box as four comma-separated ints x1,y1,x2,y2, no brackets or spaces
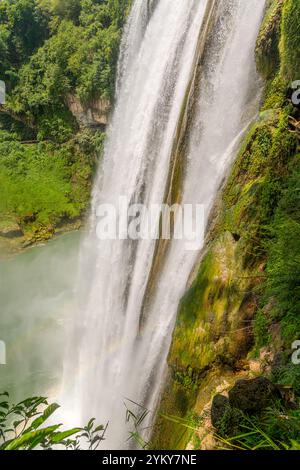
0,216,83,259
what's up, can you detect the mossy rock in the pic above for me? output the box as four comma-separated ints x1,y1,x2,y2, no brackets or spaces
256,0,284,79
211,394,242,437
211,394,230,428
228,376,280,412
280,0,300,80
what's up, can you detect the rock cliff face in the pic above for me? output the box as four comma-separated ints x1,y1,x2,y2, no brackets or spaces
66,95,111,129
152,0,300,450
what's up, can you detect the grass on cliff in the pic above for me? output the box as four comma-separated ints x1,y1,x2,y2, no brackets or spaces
216,408,300,451
263,155,300,344
0,129,104,237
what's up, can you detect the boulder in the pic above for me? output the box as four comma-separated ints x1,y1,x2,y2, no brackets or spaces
211,394,230,428
211,394,242,436
228,376,280,412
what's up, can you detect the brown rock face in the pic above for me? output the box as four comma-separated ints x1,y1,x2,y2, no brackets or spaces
66,94,111,129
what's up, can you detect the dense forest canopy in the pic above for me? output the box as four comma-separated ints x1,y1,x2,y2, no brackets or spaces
0,0,131,242
0,0,131,106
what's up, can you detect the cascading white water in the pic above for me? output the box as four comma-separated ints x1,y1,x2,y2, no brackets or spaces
62,0,266,449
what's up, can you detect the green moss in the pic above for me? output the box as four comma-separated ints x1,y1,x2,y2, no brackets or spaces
220,106,297,267
151,379,198,450
268,107,297,165
256,0,300,82
280,0,300,80
255,0,284,79
167,230,260,377
179,253,213,325
262,74,287,110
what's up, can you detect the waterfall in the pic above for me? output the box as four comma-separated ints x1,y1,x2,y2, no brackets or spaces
62,0,266,449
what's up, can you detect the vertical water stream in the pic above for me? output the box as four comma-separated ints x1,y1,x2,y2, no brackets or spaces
62,0,266,449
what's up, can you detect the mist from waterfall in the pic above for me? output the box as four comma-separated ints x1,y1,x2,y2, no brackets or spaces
62,0,266,449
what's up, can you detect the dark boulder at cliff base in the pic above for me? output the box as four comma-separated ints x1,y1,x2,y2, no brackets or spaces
228,376,280,412
211,394,230,428
211,394,242,436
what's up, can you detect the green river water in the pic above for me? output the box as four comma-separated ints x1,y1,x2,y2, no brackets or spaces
0,232,80,401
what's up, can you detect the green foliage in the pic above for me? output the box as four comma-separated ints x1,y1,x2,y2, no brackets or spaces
255,0,283,79
1,0,131,116
232,116,299,349
214,405,242,439
253,309,271,350
0,0,50,76
0,392,106,450
251,1,300,349
174,369,200,392
264,156,300,344
262,74,286,111
0,129,102,236
216,406,300,451
222,108,296,267
271,362,300,396
125,399,203,451
256,0,300,81
124,398,150,450
36,107,77,143
50,0,82,22
10,20,83,112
